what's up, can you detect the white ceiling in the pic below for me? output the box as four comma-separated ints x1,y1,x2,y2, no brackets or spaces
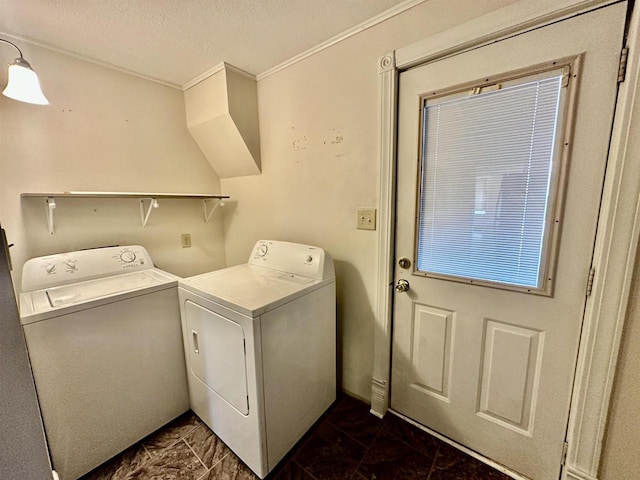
0,0,416,88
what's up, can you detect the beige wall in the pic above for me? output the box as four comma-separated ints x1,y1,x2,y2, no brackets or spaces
599,72,640,480
600,240,640,478
0,41,226,290
220,0,518,399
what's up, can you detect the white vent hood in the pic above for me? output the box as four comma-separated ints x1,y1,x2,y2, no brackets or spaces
184,63,261,178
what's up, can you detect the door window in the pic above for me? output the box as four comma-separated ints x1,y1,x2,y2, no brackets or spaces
416,67,570,293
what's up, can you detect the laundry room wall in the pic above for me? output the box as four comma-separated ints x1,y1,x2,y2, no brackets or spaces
219,0,518,400
600,239,640,479
0,39,226,290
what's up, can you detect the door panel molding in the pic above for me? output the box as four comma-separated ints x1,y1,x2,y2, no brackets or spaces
477,319,544,436
409,303,455,401
373,0,640,479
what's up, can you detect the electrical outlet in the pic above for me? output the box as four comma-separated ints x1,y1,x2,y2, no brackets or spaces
357,208,377,230
181,233,192,248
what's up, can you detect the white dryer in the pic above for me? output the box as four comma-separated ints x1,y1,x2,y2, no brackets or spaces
178,240,336,478
20,246,189,480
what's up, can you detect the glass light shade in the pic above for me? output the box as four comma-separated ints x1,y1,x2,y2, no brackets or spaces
2,59,49,105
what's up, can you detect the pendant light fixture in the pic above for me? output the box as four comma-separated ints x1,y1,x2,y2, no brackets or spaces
1,38,49,105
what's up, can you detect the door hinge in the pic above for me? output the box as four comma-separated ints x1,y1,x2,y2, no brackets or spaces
586,267,596,297
618,47,629,83
561,442,569,466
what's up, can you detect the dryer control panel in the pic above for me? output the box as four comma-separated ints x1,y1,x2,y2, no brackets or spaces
22,245,154,292
248,240,334,281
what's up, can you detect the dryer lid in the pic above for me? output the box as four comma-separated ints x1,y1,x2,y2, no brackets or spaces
180,264,331,317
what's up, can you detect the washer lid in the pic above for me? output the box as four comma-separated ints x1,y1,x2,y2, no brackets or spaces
20,269,178,324
180,264,331,317
46,271,162,307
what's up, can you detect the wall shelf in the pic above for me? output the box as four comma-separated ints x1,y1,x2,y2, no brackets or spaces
21,191,230,234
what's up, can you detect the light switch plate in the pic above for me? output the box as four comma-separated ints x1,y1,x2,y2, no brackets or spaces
357,208,377,230
181,233,192,248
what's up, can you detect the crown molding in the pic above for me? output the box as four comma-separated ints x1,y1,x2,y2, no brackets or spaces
255,0,428,81
0,30,181,90
182,62,256,91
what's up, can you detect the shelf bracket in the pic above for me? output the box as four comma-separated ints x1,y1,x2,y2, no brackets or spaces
22,192,230,232
140,198,159,228
45,197,56,235
203,198,225,223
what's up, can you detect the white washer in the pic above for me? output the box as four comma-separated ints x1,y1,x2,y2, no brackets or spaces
20,246,189,480
179,240,336,478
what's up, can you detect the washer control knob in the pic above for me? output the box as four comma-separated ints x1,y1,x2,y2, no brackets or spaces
257,244,268,257
120,251,137,263
305,255,313,263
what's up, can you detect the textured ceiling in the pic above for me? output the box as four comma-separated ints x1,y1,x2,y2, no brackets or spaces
0,0,413,88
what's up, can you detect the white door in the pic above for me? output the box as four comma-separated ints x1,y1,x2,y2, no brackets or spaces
390,4,627,480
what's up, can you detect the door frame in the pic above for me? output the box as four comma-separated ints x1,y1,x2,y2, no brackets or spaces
370,1,640,479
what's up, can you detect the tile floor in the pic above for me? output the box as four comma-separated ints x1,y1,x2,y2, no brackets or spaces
81,395,511,480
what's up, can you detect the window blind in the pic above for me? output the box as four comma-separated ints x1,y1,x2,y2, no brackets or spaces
416,74,564,289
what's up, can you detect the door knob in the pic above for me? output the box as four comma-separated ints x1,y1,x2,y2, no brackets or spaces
395,279,410,293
